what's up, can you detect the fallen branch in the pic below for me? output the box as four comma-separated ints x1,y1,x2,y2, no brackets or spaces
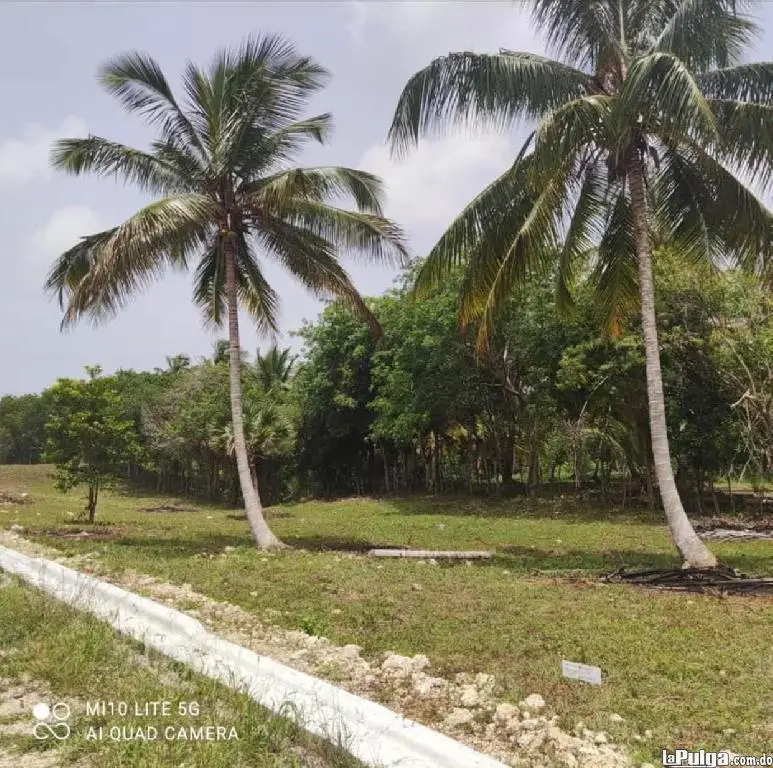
602,566,773,595
368,549,493,560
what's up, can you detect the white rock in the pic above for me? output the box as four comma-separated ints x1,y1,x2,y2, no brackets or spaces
223,546,235,553
474,672,495,691
9,524,24,532
520,693,546,711
494,703,519,725
459,685,481,708
413,674,445,696
445,708,474,727
381,653,413,674
594,731,608,744
609,713,625,723
411,654,431,671
644,729,653,739
517,730,546,751
340,644,362,660
413,676,434,697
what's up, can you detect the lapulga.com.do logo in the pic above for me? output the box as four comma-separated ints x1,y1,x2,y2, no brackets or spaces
33,702,71,740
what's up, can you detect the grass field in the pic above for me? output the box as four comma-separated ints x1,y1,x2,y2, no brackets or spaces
0,574,362,767
2,464,772,764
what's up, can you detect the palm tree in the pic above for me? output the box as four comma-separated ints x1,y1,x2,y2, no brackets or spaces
46,35,408,550
164,354,191,374
211,339,231,366
211,338,247,366
256,344,296,391
388,0,773,568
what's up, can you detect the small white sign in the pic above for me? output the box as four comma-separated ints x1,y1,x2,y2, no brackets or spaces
561,660,602,685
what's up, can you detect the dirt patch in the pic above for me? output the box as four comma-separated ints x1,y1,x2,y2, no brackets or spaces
0,675,85,767
0,750,61,768
693,517,773,541
695,516,773,532
0,492,31,505
701,528,773,541
25,527,127,542
138,503,193,514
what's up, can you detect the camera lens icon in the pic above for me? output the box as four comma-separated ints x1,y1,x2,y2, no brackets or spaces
33,701,71,740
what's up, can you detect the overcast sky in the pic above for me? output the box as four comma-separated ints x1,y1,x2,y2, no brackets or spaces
1,1,772,396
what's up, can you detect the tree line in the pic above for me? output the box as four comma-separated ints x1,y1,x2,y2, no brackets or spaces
3,255,772,517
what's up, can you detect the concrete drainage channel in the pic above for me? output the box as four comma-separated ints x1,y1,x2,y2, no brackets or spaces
0,544,507,768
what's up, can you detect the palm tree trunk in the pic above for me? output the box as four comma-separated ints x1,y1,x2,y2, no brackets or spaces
628,156,717,568
224,240,284,550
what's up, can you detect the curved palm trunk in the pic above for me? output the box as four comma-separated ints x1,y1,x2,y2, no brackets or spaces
628,157,717,568
224,242,285,550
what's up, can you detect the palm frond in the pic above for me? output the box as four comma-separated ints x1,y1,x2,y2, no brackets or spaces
590,191,638,337
651,0,758,72
698,62,773,104
387,51,593,156
99,52,206,158
688,145,773,276
452,154,572,351
233,114,334,178
255,215,380,335
652,143,723,266
528,0,621,71
267,200,409,267
709,99,773,186
44,229,118,313
51,136,190,194
192,239,226,329
209,35,330,175
247,166,385,214
621,51,718,146
413,158,531,299
532,94,614,178
234,234,281,335
556,160,609,311
48,194,217,328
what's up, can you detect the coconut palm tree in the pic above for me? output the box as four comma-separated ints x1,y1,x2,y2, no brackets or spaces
47,35,408,550
256,344,296,391
388,0,773,567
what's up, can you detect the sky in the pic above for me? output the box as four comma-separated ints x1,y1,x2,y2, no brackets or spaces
1,1,772,396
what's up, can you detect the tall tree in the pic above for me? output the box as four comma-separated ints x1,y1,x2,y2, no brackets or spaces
388,0,773,567
46,35,408,549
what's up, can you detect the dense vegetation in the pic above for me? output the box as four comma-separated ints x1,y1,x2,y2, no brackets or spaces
3,255,771,518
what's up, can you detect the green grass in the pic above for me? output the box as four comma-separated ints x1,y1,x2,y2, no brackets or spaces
2,464,773,764
0,574,363,767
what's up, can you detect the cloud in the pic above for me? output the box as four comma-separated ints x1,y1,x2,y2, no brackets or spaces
25,205,105,284
346,1,442,42
0,116,87,187
358,132,514,249
344,1,538,56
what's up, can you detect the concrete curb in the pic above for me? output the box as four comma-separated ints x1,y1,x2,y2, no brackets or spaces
0,544,508,768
